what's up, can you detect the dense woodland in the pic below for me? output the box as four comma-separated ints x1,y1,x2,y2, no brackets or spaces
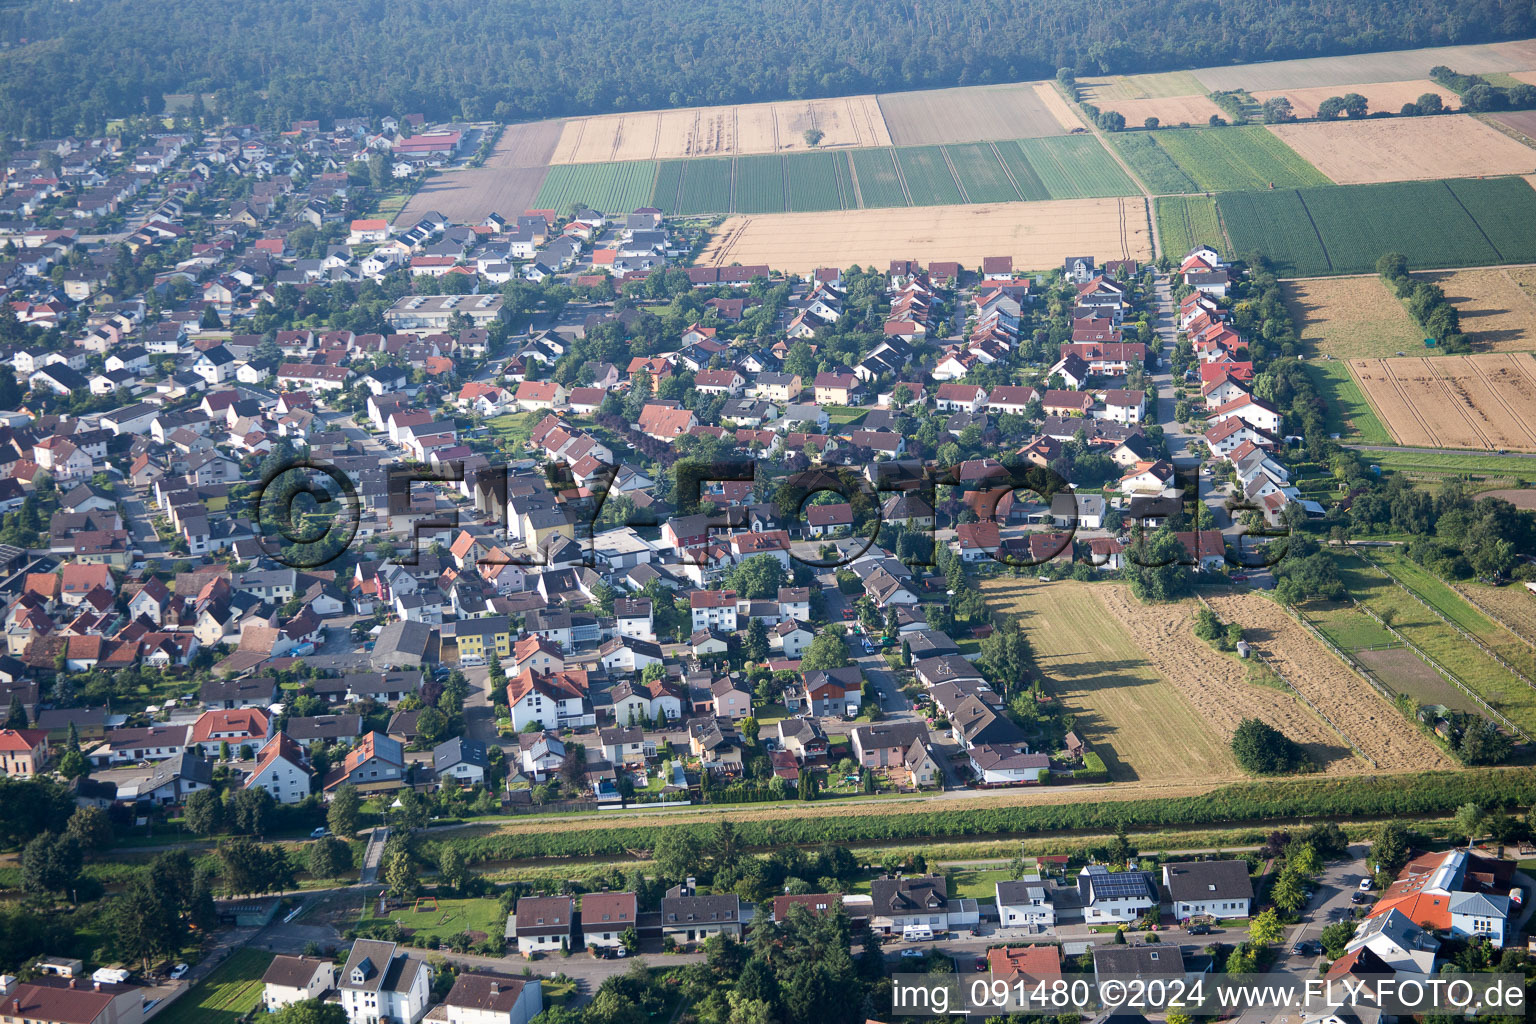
2,0,1536,137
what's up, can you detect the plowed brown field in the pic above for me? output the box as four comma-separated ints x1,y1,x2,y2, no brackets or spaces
1349,353,1536,450
1203,592,1454,770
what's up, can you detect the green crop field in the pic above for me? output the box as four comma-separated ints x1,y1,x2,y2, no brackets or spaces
1219,177,1536,277
649,161,684,213
896,145,964,205
1151,125,1331,192
1304,359,1392,443
1358,450,1536,484
1303,600,1400,651
1109,132,1199,194
677,158,732,214
534,161,657,217
155,949,270,1024
849,147,908,207
1014,135,1139,198
734,154,786,213
785,151,850,211
994,142,1050,200
945,143,1021,203
1155,195,1225,257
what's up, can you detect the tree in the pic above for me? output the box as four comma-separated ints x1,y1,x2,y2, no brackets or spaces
328,783,360,838
416,706,449,745
1373,821,1411,873
1250,907,1283,946
1230,718,1305,775
652,829,704,882
200,306,223,328
1143,116,1160,129
385,841,418,899
1455,802,1485,846
218,838,294,896
1415,92,1445,115
743,617,769,663
799,629,851,671
4,696,26,728
56,747,89,781
1317,96,1346,119
1341,92,1369,118
21,831,82,898
1260,96,1294,123
272,1002,348,1024
65,805,113,853
726,555,788,599
1270,870,1307,913
307,837,351,880
438,845,471,893
183,787,223,836
232,785,273,835
114,878,180,970
803,127,824,146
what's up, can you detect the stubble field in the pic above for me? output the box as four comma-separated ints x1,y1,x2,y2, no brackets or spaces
1192,39,1536,92
1348,353,1536,450
1252,80,1459,119
1453,582,1536,647
877,82,1075,145
1096,585,1362,772
1422,268,1536,353
1282,276,1426,359
1269,115,1536,185
696,196,1150,274
550,94,893,163
980,579,1237,783
1202,592,1455,770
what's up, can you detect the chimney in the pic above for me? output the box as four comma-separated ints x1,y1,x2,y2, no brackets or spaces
70,978,78,989
93,981,101,991
489,982,499,997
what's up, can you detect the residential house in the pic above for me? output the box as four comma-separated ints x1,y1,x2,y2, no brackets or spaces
661,881,742,943
262,956,336,1013
1162,860,1255,920
338,939,431,1024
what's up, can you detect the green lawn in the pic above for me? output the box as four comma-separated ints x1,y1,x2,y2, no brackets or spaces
1304,359,1392,444
824,405,866,426
155,949,270,1024
377,896,507,941
947,867,1012,901
1149,125,1331,192
1357,450,1536,485
484,411,541,450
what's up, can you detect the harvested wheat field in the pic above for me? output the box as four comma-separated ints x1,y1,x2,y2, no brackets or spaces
697,197,1150,275
877,83,1072,145
551,95,891,163
1253,80,1458,120
1097,586,1361,772
397,119,560,226
1422,268,1536,353
1283,276,1426,359
982,579,1237,783
1193,39,1536,93
1453,582,1536,647
1203,593,1454,770
1092,94,1228,128
1081,71,1209,101
1349,354,1536,450
1033,83,1089,131
1269,115,1536,184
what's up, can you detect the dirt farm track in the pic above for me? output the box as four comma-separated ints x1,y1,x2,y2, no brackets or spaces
1348,353,1536,451
696,197,1151,275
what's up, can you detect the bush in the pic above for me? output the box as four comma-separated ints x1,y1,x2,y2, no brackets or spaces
1231,719,1307,775
1075,752,1109,783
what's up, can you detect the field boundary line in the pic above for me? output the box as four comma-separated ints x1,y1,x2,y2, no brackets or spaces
1452,585,1536,658
1352,595,1529,742
988,141,1027,202
1292,189,1335,274
940,146,971,204
1441,179,1505,262
845,153,864,208
1374,357,1439,446
1360,553,1536,693
889,148,915,206
1198,595,1375,767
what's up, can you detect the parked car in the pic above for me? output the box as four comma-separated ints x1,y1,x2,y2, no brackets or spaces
311,826,330,839
1187,923,1211,935
1358,878,1373,892
899,948,926,959
975,957,988,972
169,964,189,980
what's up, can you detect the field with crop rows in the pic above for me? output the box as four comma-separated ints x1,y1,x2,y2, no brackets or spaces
1332,553,1536,735
785,151,850,211
1155,195,1225,257
677,158,733,214
533,160,657,216
733,154,786,213
1110,132,1198,194
849,148,908,207
649,160,684,213
155,950,270,1024
1014,135,1140,198
946,143,1021,203
896,145,964,205
1218,177,1536,276
1151,125,1332,191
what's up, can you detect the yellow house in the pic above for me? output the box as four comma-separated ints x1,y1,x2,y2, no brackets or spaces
521,507,575,552
450,615,512,665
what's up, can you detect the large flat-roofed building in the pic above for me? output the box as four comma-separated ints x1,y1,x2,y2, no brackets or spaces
385,294,504,329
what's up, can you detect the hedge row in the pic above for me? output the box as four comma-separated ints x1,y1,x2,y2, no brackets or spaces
425,767,1533,863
